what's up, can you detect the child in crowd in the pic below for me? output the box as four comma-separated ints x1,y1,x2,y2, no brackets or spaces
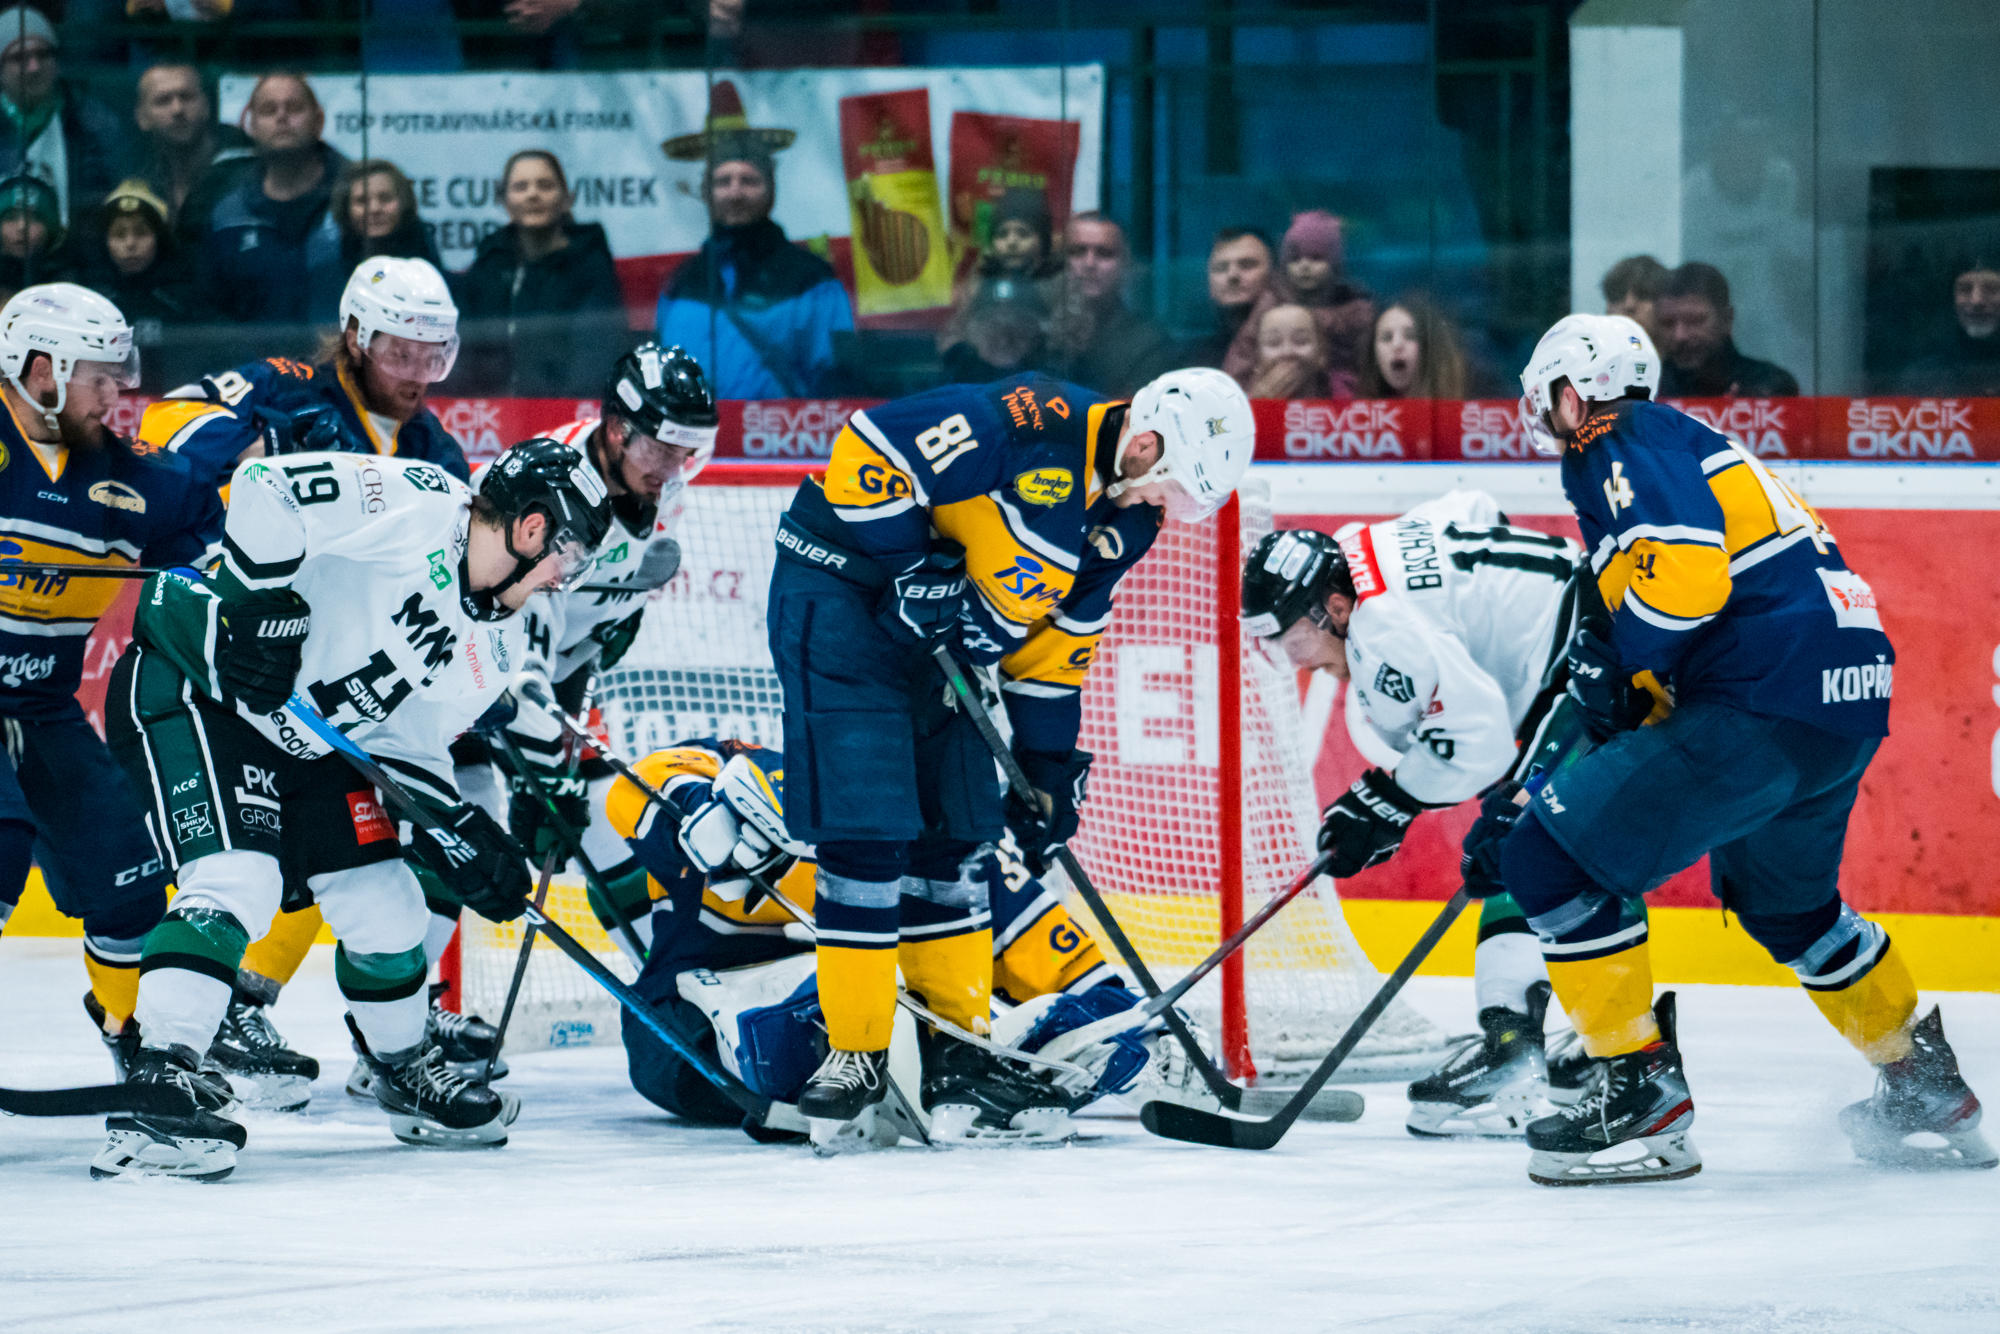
1357,294,1468,399
1246,301,1349,399
1225,209,1374,391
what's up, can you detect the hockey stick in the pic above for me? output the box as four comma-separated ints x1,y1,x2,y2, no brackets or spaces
0,1082,194,1117
482,846,561,1086
0,562,165,580
928,644,1246,1109
1138,852,1334,1023
1142,888,1470,1149
282,696,786,1126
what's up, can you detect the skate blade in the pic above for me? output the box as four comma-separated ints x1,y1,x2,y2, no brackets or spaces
222,1071,314,1114
90,1128,238,1182
344,1059,375,1100
387,1112,508,1149
493,1089,522,1127
1849,1124,1999,1172
1528,1131,1703,1186
1407,1088,1548,1139
807,1104,898,1156
926,1103,1075,1148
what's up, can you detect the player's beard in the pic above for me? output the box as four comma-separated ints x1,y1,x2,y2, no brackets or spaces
57,411,109,453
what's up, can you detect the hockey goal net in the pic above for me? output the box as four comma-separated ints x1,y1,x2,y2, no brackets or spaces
458,465,1446,1081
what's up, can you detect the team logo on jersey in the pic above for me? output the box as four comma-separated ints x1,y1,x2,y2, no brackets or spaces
487,629,510,674
1086,525,1124,561
0,650,57,688
405,465,452,494
171,803,214,844
599,542,629,567
346,791,396,844
1014,468,1073,507
427,549,451,590
1373,663,1415,704
85,480,146,514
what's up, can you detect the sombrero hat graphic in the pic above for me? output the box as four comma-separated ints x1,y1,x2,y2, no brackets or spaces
662,80,797,162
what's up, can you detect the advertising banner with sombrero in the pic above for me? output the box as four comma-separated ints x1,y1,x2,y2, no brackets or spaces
220,66,1103,328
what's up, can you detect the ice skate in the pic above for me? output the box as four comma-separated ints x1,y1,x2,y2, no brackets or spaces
918,1021,1074,1148
1525,992,1701,1186
1543,1025,1600,1106
428,989,508,1082
1840,1006,1996,1171
206,995,318,1112
90,1044,248,1182
1407,981,1551,1139
82,991,141,1083
799,1047,897,1155
347,1025,518,1125
351,1020,509,1148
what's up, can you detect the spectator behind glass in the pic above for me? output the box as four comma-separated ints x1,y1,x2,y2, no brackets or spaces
1184,226,1273,368
82,179,196,392
940,276,1048,385
1045,212,1178,397
0,7,128,226
198,71,345,329
1357,294,1468,399
130,62,255,246
940,188,1057,368
311,159,440,323
451,148,627,396
1601,253,1668,347
1245,302,1339,400
0,172,76,296
1898,256,2000,397
1224,210,1373,390
1656,261,1799,397
656,89,853,398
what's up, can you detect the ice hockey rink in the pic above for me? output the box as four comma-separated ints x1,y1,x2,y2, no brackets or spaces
3,937,1993,1334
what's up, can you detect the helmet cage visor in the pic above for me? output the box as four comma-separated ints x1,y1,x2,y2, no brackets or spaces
69,351,141,397
361,331,460,384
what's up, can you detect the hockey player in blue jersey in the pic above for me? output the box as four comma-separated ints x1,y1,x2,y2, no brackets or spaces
136,256,469,488
1500,313,1991,1183
766,367,1254,1148
0,283,222,1068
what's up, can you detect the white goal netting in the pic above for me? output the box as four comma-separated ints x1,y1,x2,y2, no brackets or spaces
461,472,1445,1081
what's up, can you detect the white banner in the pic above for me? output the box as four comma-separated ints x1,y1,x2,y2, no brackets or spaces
220,67,1104,273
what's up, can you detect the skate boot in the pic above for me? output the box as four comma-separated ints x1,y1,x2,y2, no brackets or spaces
351,1020,509,1149
1543,1025,1601,1106
1525,991,1701,1186
90,1044,248,1181
428,994,508,1082
1407,981,1552,1139
207,994,319,1112
918,1022,1074,1147
798,1047,896,1155
82,991,141,1082
1839,1005,1996,1171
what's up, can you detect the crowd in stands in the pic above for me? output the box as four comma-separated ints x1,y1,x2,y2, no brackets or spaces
3,1,1998,408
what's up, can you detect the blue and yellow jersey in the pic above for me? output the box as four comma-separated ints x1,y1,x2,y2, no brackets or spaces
810,374,1161,752
139,356,469,490
0,400,222,721
1562,399,1892,736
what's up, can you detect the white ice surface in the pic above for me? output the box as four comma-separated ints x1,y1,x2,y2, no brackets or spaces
2,937,1996,1334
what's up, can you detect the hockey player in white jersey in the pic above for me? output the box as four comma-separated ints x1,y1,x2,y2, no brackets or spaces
1241,492,1592,1137
92,437,610,1179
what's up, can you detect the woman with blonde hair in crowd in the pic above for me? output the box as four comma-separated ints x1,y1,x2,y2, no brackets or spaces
311,159,440,323
1245,301,1353,399
1357,293,1468,399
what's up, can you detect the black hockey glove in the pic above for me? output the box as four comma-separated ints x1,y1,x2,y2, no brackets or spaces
588,607,646,671
1005,748,1093,875
877,548,967,644
1317,768,1424,879
215,589,312,714
506,768,590,865
408,803,531,922
1564,624,1653,742
1459,781,1528,899
254,404,354,456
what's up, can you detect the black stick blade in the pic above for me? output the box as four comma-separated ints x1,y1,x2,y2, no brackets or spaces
0,1082,193,1117
1140,1098,1283,1149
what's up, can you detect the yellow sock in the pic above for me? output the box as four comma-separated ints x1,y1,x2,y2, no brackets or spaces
84,951,140,1028
816,941,900,1052
240,905,325,989
1547,939,1659,1057
901,928,993,1036
1807,940,1918,1065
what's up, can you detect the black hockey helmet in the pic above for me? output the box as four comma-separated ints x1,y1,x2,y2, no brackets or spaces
465,437,614,619
1241,528,1355,642
604,341,719,444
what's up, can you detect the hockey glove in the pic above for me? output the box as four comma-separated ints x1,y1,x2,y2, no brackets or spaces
1564,624,1653,742
676,754,810,901
1459,781,1529,899
1005,748,1094,876
408,803,531,922
588,607,646,671
506,768,590,865
215,589,312,714
1316,768,1424,880
255,404,354,456
877,548,967,644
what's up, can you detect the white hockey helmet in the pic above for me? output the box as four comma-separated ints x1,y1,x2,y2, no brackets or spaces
0,283,139,425
1109,366,1256,522
1517,313,1659,455
339,256,460,383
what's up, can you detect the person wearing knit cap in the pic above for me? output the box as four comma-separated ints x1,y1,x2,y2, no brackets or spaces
1223,209,1375,392
0,172,76,292
0,7,128,226
84,179,198,392
939,188,1060,372
1896,251,2000,396
657,80,851,398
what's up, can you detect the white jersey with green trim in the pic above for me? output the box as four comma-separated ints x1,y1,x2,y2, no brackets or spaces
217,452,528,804
1339,489,1581,805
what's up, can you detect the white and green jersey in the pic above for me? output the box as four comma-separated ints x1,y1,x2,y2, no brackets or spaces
136,451,529,805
